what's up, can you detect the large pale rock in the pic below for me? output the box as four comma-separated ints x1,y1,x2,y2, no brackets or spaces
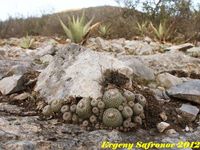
137,51,200,74
118,56,155,81
0,75,24,95
186,47,200,57
95,37,110,51
124,40,157,55
167,80,200,104
35,44,133,102
86,37,160,55
156,73,183,89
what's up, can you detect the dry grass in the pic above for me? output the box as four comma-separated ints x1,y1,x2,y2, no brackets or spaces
0,6,141,39
0,6,200,43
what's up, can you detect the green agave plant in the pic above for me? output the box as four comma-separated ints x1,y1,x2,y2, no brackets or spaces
20,35,35,49
98,24,111,37
136,21,148,36
149,21,172,42
59,13,94,43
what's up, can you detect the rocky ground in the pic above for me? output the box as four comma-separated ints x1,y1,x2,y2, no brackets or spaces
0,36,200,150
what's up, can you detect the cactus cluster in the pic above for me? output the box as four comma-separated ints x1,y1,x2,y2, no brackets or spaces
42,88,147,132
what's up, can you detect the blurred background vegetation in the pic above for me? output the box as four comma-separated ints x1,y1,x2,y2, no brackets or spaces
0,0,199,43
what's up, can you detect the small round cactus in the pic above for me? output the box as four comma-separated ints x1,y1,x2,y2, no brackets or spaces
70,104,77,113
102,108,123,127
133,103,144,115
128,101,135,108
92,107,99,114
118,105,124,111
91,99,98,107
136,94,147,107
123,119,130,128
72,114,79,123
89,115,97,123
42,105,52,116
97,101,105,109
130,122,137,128
82,120,89,127
122,106,133,118
95,123,100,129
123,89,135,101
103,88,125,108
61,105,70,113
50,99,63,113
133,116,142,125
140,112,145,119
76,97,92,119
63,112,72,122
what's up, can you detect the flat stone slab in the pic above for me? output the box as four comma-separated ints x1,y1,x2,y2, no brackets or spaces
177,104,199,122
165,43,194,51
0,75,24,95
167,80,200,104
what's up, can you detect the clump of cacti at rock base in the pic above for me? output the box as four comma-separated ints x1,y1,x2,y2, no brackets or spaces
42,87,147,132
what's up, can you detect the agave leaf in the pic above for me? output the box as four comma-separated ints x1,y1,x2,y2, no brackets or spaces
150,22,160,39
29,38,35,48
136,22,142,31
83,17,93,34
59,18,73,40
80,11,85,25
136,21,148,36
158,23,164,40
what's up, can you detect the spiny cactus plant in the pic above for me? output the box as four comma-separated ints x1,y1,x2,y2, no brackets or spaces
133,103,144,115
76,97,92,119
103,88,125,108
103,108,123,127
72,114,79,123
97,101,105,109
128,101,135,108
133,116,142,125
61,105,70,113
63,112,72,122
123,119,131,128
42,105,52,116
70,104,77,113
123,89,135,102
135,94,147,107
92,107,99,114
118,105,124,111
59,12,93,43
82,120,89,127
89,115,97,123
91,99,98,107
20,35,35,49
50,99,63,113
122,106,133,118
42,88,147,131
